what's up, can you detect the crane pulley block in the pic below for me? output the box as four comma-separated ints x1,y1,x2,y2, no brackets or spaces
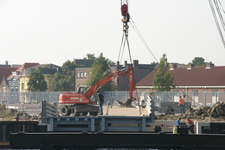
121,4,128,16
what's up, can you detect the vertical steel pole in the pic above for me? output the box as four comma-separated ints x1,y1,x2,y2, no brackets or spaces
204,91,206,107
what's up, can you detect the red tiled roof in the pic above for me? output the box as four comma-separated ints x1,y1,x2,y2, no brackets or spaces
136,66,225,87
0,67,18,84
7,63,39,79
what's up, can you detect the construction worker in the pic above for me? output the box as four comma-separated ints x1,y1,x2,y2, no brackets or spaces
178,96,185,114
175,117,181,126
97,90,104,115
186,118,194,133
140,100,146,108
182,95,186,112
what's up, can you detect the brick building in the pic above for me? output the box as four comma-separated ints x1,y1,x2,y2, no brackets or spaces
136,62,225,105
75,59,155,91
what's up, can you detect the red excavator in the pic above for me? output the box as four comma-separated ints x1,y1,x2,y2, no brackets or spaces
59,66,136,116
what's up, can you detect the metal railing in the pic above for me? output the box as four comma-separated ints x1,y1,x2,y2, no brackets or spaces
0,91,224,118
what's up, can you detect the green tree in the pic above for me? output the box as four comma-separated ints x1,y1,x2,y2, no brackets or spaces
27,67,48,91
150,61,159,66
51,60,76,91
86,53,117,92
108,60,115,66
191,57,206,67
153,54,174,91
83,53,96,60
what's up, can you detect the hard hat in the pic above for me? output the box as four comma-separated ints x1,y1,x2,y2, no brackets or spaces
178,117,181,119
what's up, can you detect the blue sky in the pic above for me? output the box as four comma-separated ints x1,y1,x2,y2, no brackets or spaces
0,0,225,66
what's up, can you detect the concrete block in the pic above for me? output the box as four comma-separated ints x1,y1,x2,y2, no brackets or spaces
195,122,210,134
161,127,173,133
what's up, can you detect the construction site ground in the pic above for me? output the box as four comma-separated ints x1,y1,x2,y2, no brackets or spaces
1,102,225,123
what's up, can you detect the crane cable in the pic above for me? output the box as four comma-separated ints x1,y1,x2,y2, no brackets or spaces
119,0,142,115
129,16,158,63
117,32,125,62
208,0,225,47
213,0,225,31
125,34,142,115
218,0,225,14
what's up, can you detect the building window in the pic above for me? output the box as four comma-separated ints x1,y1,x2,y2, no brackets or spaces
2,85,5,93
84,72,87,78
173,90,179,102
77,72,80,78
212,90,218,103
22,82,24,90
192,90,198,106
81,72,83,78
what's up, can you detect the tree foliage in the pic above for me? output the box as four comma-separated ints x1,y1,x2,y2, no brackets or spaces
86,53,117,92
191,57,206,67
108,60,115,65
150,61,159,66
83,53,96,60
153,54,174,91
51,60,76,91
27,67,48,91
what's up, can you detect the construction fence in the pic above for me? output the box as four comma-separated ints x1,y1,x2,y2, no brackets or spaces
0,91,224,106
0,91,224,115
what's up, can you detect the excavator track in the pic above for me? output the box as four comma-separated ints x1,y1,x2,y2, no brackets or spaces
60,105,99,116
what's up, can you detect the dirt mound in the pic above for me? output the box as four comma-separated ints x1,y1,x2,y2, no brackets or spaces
155,114,178,120
0,104,38,120
0,104,16,118
185,101,225,119
155,102,225,122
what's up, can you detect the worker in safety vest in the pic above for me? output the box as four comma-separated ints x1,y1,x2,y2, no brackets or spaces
186,118,194,133
178,96,185,114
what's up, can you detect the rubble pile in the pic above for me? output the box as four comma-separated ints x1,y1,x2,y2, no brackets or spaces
155,114,178,120
155,102,225,122
0,104,16,118
15,112,32,120
165,106,175,115
0,104,39,120
185,101,225,119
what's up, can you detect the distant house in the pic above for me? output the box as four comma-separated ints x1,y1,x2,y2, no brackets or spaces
0,67,18,102
19,64,60,92
5,63,39,103
0,61,20,96
136,62,225,104
0,67,18,90
0,61,21,68
75,59,155,91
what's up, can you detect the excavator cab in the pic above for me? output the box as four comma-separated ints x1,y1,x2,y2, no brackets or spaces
77,86,90,94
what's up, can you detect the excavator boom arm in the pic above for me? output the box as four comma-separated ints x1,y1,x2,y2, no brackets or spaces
84,66,136,101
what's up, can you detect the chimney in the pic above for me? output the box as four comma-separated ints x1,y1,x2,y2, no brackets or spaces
187,63,195,70
133,60,138,67
123,61,127,67
5,61,8,65
206,62,214,69
169,63,177,70
116,61,119,67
